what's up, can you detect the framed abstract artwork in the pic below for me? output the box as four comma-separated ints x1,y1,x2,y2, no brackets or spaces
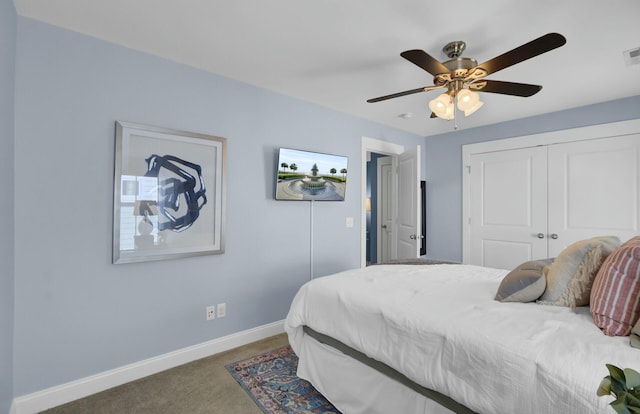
112,121,226,264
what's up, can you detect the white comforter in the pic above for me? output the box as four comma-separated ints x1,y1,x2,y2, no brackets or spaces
285,264,640,414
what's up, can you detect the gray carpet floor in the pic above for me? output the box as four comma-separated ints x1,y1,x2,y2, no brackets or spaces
41,333,289,414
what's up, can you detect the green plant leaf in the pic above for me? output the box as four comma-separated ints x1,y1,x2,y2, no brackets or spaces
613,379,629,394
608,364,627,384
626,391,640,407
625,368,640,389
599,364,640,413
599,377,613,396
611,395,632,414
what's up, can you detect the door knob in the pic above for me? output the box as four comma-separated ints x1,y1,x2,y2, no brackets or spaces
537,233,545,239
550,233,558,239
410,234,417,240
381,224,387,229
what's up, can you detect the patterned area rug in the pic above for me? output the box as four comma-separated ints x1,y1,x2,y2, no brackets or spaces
226,345,341,414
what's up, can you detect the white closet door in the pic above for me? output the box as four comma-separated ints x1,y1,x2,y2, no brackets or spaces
470,146,548,269
547,134,640,256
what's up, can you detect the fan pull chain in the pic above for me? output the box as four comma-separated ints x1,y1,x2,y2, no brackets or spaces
453,95,458,130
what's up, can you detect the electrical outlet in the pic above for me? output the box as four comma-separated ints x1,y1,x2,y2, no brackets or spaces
217,303,226,318
206,306,215,321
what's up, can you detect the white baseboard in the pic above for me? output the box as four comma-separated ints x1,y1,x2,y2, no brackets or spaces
12,320,285,414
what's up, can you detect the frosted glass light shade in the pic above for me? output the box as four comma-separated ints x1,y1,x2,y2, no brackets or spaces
429,93,454,120
463,100,484,116
457,89,483,116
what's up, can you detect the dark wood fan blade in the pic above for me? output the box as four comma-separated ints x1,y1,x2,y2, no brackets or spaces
400,49,450,76
466,33,566,80
367,85,444,103
469,80,542,97
367,87,426,103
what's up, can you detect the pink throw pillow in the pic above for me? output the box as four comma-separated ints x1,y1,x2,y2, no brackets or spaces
590,236,640,336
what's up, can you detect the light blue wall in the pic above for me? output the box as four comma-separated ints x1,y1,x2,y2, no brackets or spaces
423,95,640,262
12,17,425,396
0,0,16,412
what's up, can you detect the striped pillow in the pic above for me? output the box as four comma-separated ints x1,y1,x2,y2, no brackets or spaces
590,236,640,336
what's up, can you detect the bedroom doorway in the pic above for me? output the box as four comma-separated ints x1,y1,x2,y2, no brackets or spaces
361,137,421,267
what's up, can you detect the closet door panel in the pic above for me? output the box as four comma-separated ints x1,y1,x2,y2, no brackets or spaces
469,146,548,270
547,134,640,256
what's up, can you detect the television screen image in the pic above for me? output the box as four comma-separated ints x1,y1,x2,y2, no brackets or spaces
276,148,348,201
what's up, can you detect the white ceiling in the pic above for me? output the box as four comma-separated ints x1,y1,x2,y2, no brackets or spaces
13,0,640,136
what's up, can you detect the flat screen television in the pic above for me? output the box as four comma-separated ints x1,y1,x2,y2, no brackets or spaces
276,148,348,201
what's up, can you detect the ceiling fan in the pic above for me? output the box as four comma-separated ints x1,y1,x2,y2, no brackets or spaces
367,33,567,120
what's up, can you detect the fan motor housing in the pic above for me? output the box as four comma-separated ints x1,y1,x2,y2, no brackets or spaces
433,57,478,85
443,57,478,72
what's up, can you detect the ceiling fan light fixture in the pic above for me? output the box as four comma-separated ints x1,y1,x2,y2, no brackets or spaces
368,33,566,127
457,89,484,116
456,89,478,110
463,100,484,117
429,93,454,119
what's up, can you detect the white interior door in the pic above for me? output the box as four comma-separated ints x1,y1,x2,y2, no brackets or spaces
397,146,421,260
547,134,640,255
360,137,407,267
377,156,394,263
469,146,548,269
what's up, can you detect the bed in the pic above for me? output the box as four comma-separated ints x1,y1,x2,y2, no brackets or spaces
284,257,640,414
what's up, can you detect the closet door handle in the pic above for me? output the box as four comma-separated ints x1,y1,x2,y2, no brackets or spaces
537,233,545,239
550,233,558,239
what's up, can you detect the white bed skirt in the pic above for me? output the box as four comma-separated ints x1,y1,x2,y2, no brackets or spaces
295,332,456,414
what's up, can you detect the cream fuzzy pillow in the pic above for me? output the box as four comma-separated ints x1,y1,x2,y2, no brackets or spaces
538,236,620,307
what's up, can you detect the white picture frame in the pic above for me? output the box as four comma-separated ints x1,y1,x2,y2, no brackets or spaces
112,121,226,264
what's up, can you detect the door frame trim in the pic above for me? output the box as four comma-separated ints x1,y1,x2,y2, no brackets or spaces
462,119,640,264
361,137,404,268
